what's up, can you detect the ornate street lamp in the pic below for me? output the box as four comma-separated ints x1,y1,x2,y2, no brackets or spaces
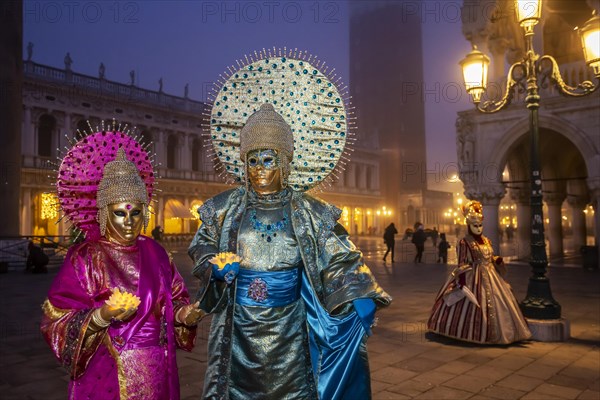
579,11,600,76
460,0,600,320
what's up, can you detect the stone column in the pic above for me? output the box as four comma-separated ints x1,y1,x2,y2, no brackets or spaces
183,198,191,233
587,177,600,250
511,188,531,260
175,134,185,170
370,165,379,190
21,188,32,235
544,193,566,259
346,164,355,188
61,113,71,152
157,195,165,230
358,164,367,189
567,195,588,251
0,0,23,236
180,134,192,171
154,131,166,168
22,105,34,155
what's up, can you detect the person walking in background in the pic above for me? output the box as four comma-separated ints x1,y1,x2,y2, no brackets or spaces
383,223,398,263
151,225,163,241
412,223,427,263
26,241,49,274
437,233,451,264
431,226,439,247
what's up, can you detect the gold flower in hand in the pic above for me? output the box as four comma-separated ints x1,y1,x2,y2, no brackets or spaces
105,288,141,311
208,252,241,270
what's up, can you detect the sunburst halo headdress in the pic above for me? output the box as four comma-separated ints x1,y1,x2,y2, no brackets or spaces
55,120,156,240
205,47,355,192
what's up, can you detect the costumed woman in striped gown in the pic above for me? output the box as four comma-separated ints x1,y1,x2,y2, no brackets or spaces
427,200,531,344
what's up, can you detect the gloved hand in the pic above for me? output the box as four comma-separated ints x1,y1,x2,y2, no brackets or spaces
176,301,205,326
211,260,240,284
353,298,376,336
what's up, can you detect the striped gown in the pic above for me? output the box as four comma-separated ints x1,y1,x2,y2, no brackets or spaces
427,235,531,344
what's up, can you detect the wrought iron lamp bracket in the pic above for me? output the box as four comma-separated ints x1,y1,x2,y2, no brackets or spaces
538,55,600,97
477,62,527,113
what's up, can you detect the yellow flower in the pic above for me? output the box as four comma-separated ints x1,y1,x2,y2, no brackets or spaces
209,252,241,270
105,288,141,311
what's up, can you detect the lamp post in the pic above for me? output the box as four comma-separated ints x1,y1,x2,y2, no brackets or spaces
460,0,600,320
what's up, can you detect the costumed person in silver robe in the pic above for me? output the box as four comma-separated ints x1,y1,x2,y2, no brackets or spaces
189,50,391,400
427,200,531,344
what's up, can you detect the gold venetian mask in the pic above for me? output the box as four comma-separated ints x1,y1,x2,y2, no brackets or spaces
105,202,145,245
247,149,282,195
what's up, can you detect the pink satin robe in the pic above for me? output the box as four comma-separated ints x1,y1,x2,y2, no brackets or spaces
41,236,196,399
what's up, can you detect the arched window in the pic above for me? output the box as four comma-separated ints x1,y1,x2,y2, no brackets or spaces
37,115,56,157
192,138,202,171
167,135,177,169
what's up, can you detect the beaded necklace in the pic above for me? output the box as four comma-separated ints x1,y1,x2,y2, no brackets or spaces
248,205,289,243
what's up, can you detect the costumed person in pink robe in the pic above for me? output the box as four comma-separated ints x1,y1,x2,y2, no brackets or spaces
41,127,204,399
427,200,531,344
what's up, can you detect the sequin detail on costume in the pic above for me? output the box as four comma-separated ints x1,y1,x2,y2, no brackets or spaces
247,278,268,302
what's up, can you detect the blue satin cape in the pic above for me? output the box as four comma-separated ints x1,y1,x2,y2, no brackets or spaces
301,272,371,400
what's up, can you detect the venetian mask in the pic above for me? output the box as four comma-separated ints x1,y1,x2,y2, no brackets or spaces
247,149,282,195
105,202,145,245
469,222,484,236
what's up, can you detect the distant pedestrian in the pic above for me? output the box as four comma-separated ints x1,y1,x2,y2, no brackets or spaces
431,227,439,247
26,241,48,274
412,223,427,263
437,233,450,264
506,224,515,240
151,225,163,241
383,223,398,263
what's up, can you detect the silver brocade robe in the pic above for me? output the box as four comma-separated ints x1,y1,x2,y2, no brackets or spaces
232,190,315,399
189,187,392,399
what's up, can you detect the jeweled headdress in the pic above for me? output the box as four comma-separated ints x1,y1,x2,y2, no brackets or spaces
462,200,484,224
96,148,150,236
56,121,155,240
206,47,354,192
239,103,294,180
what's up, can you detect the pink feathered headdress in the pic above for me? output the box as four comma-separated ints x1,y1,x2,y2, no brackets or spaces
57,127,155,240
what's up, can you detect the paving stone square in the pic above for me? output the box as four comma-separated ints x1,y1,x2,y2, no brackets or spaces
1,238,598,399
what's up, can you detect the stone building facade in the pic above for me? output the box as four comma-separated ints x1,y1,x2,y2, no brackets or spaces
20,57,386,238
458,0,599,257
